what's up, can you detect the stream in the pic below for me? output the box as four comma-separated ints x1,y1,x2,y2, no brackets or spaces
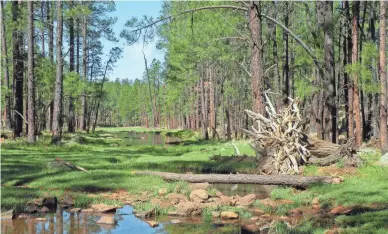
1,131,275,233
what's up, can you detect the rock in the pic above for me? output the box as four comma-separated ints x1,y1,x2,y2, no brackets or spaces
379,153,388,165
81,208,94,213
216,195,234,206
250,216,259,221
312,197,320,209
211,211,220,218
259,198,277,208
35,217,47,222
252,208,265,216
276,199,294,205
33,198,43,206
146,220,159,228
330,205,352,215
324,228,341,234
242,223,260,234
288,208,302,217
96,215,116,225
43,197,58,209
91,204,118,213
188,183,210,191
70,208,81,213
25,205,39,214
40,206,50,213
134,208,155,218
332,177,343,184
175,201,202,216
170,219,181,224
18,213,31,219
221,211,239,219
167,193,188,205
1,210,15,220
236,194,257,206
150,198,162,206
61,194,74,206
189,189,209,202
158,188,168,196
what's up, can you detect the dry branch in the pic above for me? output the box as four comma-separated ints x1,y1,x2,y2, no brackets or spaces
134,171,334,187
55,157,88,172
244,94,360,175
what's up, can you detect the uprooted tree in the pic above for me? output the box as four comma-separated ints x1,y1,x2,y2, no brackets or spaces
243,93,361,175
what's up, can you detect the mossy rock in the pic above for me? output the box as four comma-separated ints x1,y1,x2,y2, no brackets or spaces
47,161,72,171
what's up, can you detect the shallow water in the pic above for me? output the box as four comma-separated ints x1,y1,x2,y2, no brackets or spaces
1,205,246,234
119,132,181,146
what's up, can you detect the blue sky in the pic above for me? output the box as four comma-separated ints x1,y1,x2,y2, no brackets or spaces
102,1,165,81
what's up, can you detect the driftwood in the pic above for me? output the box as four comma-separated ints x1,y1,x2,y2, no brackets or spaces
55,157,88,172
243,93,360,175
134,171,334,187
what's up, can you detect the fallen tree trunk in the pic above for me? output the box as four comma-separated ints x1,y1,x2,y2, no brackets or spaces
134,171,334,187
54,157,88,172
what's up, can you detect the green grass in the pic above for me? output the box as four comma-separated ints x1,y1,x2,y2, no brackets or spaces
1,128,256,212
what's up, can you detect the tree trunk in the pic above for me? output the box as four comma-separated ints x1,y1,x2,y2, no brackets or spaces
321,1,337,143
27,1,36,142
200,66,209,140
282,2,290,104
134,171,334,187
0,1,12,129
80,8,88,131
209,65,216,139
248,1,264,114
52,1,63,143
352,2,362,147
379,0,388,153
12,1,23,137
68,1,75,133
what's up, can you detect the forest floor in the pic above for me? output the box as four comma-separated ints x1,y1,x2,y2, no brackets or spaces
1,127,388,233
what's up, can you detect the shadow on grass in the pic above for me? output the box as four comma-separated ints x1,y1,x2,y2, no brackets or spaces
1,187,40,212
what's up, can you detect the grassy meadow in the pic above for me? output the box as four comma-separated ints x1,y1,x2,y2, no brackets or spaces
1,127,388,233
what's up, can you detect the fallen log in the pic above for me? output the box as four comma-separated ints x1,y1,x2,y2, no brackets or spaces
133,171,334,187
54,157,88,172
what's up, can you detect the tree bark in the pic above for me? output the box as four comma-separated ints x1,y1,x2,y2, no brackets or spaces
379,0,388,153
80,6,88,131
134,171,334,187
248,1,264,114
200,64,209,140
12,1,23,137
68,1,75,133
209,65,216,139
52,1,63,143
27,1,36,142
282,2,290,104
0,0,12,129
352,2,362,147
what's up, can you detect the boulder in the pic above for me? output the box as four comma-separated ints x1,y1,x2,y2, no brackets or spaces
96,215,116,225
167,193,188,205
236,194,257,206
47,161,72,171
25,205,39,214
61,194,74,206
158,188,168,196
1,210,15,220
91,204,118,213
34,217,47,222
175,201,202,216
170,219,181,224
250,216,259,221
146,220,159,228
188,183,210,191
189,189,209,202
276,199,294,205
40,206,50,213
379,153,388,165
259,198,277,208
211,211,220,218
288,208,303,217
134,208,155,218
70,208,81,213
252,208,265,216
150,198,162,206
81,208,94,213
242,223,260,234
330,206,352,215
221,211,239,219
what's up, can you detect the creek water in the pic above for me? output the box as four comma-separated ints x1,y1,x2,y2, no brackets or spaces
2,131,274,233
